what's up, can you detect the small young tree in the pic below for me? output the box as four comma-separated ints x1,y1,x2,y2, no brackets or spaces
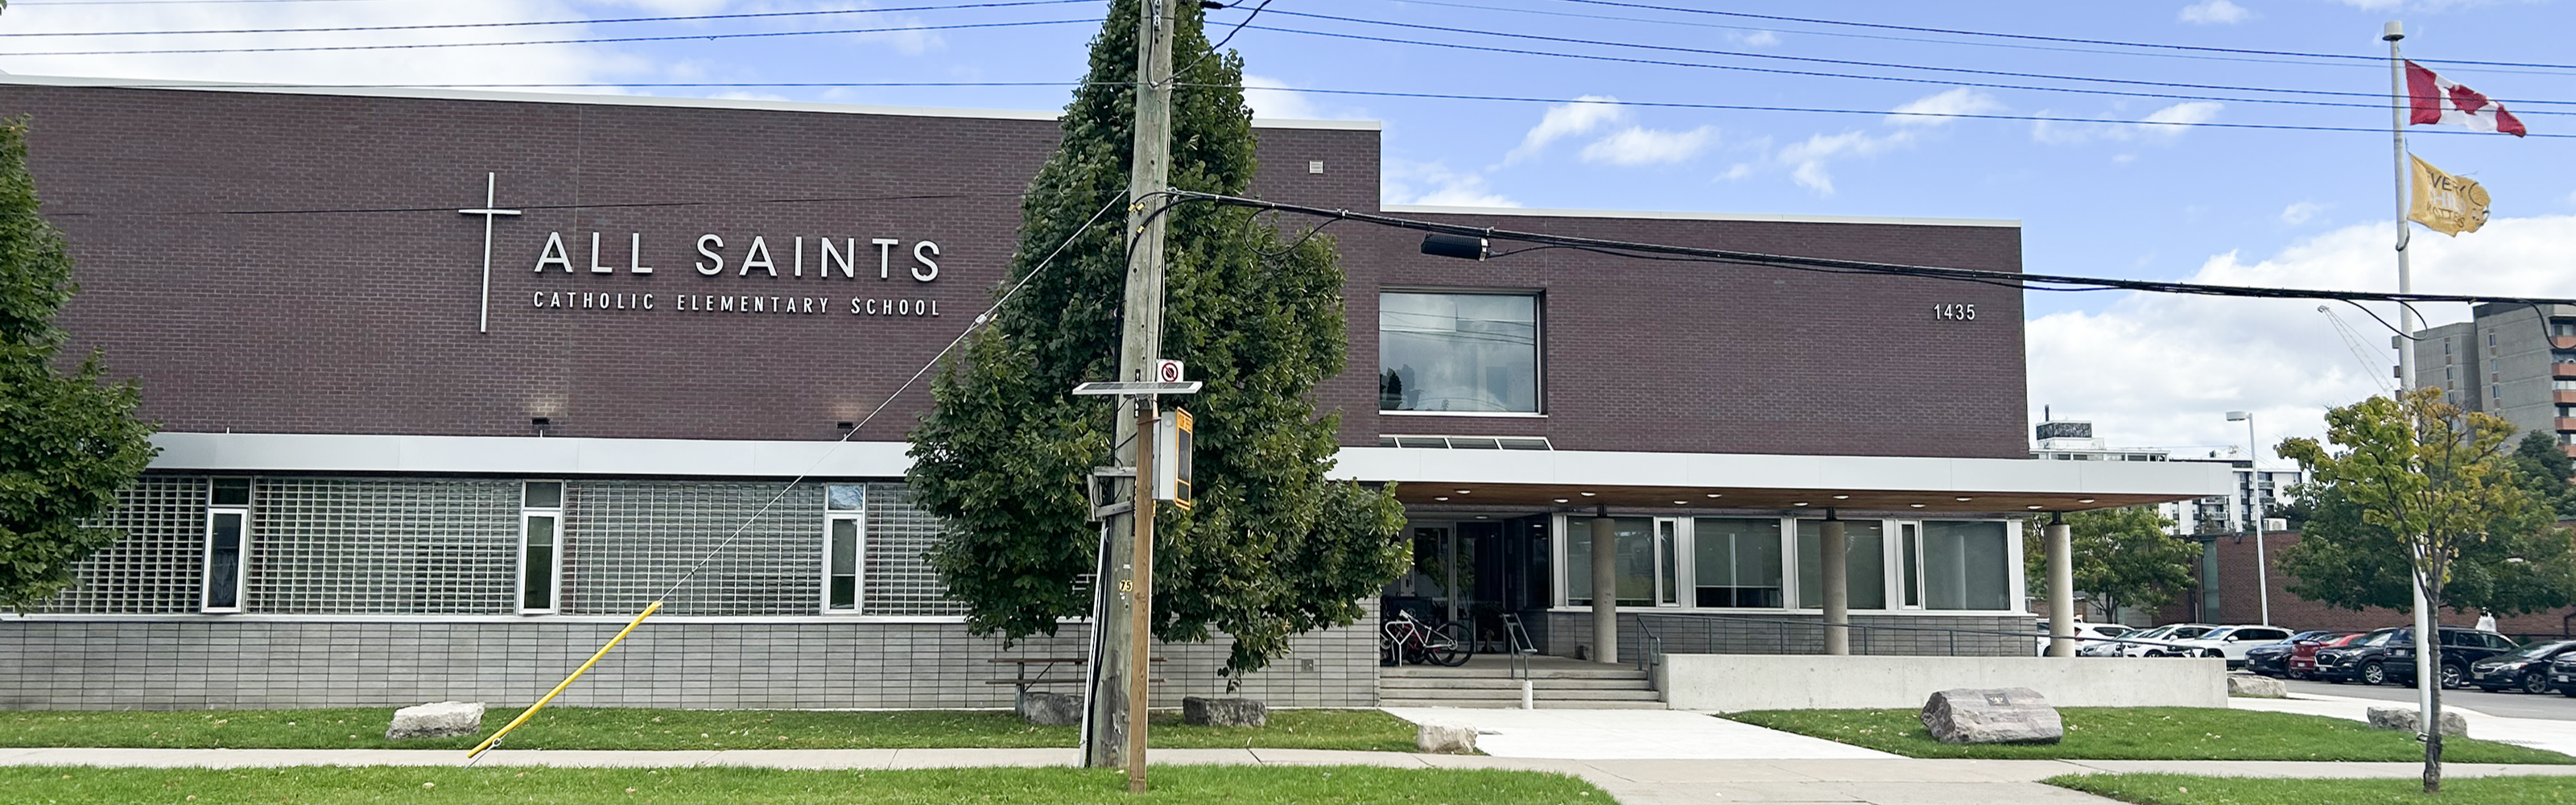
0,118,159,609
2277,387,2531,793
906,1,1409,677
2021,506,2197,621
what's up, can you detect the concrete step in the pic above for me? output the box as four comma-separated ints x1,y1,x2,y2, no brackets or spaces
1381,687,1664,701
1381,666,1649,681
1379,677,1653,691
1379,698,1670,710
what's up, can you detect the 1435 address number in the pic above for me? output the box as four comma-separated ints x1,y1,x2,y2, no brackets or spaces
1933,303,1977,320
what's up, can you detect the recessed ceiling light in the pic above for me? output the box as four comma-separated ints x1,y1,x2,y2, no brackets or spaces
1455,489,1472,495
2077,498,2097,504
1792,502,1810,507
1674,500,1688,505
1955,497,1975,502
1705,493,1723,498
1552,497,1570,504
1579,491,1596,497
1474,514,1489,519
1832,494,1850,500
1434,496,1450,502
1909,504,1926,509
2027,505,2044,510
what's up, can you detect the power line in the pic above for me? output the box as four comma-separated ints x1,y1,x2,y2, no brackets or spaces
1540,0,2576,72
1174,190,2576,307
0,18,1097,56
38,190,1035,218
0,0,1091,38
1181,85,2572,138
1236,11,2576,111
1393,0,2393,73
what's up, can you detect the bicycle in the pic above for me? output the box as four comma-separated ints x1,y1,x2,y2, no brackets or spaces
1381,609,1473,667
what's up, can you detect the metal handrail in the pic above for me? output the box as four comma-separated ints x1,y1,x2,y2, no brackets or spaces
1501,613,1536,681
1630,612,1663,673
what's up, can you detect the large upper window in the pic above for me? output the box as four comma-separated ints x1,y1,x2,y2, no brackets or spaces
1379,291,1540,414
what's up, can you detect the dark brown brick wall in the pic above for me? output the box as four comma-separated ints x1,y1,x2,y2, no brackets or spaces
8,84,2025,459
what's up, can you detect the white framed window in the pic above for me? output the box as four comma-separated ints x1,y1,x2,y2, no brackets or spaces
518,481,564,614
1556,514,2022,614
200,477,251,613
1379,290,1542,415
824,484,865,613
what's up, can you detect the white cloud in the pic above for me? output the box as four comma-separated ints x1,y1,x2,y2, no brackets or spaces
2179,1,2255,24
1579,126,1718,166
1242,74,1327,121
2033,101,2224,145
1728,30,1781,47
2028,214,2576,464
1887,89,2005,127
2280,201,2328,225
1773,130,1918,195
1505,96,1626,164
1383,159,1517,208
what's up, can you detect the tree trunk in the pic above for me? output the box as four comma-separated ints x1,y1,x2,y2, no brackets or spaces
2425,681,2443,793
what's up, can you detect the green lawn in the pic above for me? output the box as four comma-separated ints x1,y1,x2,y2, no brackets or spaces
1720,708,2575,764
0,708,1418,753
0,765,1604,805
2050,772,2576,804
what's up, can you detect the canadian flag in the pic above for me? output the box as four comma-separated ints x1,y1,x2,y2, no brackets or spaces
2406,60,2527,137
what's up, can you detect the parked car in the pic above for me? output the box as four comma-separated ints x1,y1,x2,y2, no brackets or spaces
2166,625,2297,668
2547,654,2576,696
2473,639,2576,693
2247,630,2347,678
2033,621,2132,655
2119,623,2219,657
2287,630,2365,680
2385,626,2521,688
2314,628,2402,683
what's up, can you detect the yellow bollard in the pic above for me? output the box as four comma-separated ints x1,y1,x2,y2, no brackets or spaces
467,601,664,758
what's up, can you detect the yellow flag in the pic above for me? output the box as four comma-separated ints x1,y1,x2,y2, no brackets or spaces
2408,155,2491,236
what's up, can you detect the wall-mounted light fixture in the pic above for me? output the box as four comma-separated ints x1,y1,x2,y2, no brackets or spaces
530,417,551,437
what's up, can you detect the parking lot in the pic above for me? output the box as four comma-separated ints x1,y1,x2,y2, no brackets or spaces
2285,679,2576,720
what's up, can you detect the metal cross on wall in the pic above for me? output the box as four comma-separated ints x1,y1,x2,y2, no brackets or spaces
457,172,523,334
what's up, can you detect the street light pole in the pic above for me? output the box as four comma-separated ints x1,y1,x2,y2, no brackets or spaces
2227,411,2271,626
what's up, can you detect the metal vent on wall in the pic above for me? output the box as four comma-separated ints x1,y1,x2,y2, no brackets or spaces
1377,436,1552,450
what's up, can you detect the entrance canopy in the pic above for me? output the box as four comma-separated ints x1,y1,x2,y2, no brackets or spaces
1335,448,2231,514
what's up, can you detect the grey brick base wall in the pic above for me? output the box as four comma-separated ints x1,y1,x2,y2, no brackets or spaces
1541,611,2031,659
0,617,1377,711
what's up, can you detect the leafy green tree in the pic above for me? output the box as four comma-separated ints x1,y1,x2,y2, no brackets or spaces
2277,387,2538,793
2508,431,2576,518
0,118,159,609
2022,506,2198,621
2275,477,2575,617
906,1,1409,677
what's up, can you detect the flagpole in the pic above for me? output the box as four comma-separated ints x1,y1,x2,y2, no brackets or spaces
2385,17,2438,749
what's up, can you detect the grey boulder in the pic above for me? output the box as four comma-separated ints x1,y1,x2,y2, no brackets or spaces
1416,720,1477,753
2227,675,2289,699
2366,706,2467,737
1919,687,2062,745
386,701,485,741
1018,691,1084,726
1182,696,1267,728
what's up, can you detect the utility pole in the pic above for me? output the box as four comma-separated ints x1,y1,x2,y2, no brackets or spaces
1082,0,1176,782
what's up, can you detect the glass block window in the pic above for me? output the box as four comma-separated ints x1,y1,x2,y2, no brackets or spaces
561,481,824,616
862,483,966,616
248,478,521,614
42,477,208,613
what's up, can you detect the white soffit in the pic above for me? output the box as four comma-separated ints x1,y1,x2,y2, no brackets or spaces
1329,447,2234,498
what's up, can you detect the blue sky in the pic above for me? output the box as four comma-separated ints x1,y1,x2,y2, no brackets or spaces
3,0,2572,460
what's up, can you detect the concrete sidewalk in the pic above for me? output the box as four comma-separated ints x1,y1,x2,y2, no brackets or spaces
2232,691,2576,758
6,746,2576,804
1381,706,1898,760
